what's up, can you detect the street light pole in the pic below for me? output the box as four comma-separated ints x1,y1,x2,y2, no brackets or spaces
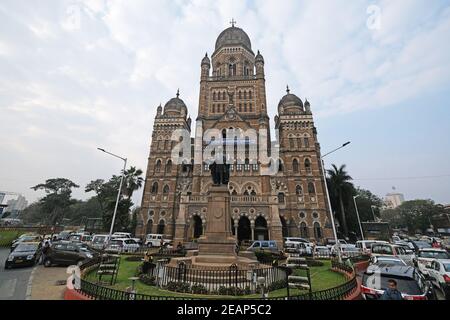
98,148,127,244
352,195,365,241
321,141,350,263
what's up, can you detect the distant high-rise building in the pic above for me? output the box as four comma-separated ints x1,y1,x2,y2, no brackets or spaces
384,192,405,209
0,192,28,218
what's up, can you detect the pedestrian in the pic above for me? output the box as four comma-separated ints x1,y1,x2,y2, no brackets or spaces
380,279,403,300
41,240,51,265
142,250,152,274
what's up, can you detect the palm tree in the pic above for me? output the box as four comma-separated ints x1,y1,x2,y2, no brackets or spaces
122,166,144,199
326,164,353,236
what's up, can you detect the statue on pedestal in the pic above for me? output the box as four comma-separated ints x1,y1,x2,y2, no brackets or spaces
209,160,230,185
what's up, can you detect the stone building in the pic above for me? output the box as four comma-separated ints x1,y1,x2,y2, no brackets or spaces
136,23,333,245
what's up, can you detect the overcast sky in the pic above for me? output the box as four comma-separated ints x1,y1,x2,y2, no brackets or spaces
1,0,450,206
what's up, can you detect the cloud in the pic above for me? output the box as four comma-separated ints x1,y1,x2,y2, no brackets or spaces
0,0,449,204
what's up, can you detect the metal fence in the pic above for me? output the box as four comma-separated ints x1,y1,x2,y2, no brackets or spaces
154,263,286,294
76,257,359,300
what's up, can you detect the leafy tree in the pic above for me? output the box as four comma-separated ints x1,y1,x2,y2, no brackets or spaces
381,200,447,233
123,167,144,199
31,178,79,226
86,167,144,233
326,164,353,236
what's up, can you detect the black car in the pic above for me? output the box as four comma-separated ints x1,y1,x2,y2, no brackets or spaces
10,235,42,252
5,242,42,269
361,265,435,300
43,242,94,267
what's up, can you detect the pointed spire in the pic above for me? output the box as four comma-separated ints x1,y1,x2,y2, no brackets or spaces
205,52,208,57
286,85,290,94
176,89,180,98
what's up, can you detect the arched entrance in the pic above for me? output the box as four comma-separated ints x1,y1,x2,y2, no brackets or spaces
192,215,203,239
254,216,268,240
280,216,289,238
157,219,165,234
146,220,153,235
237,216,251,244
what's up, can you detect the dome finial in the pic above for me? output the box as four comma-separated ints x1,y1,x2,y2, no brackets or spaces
229,18,237,28
176,88,180,98
286,85,290,94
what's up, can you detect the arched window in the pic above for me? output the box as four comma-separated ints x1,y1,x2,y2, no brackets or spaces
304,159,311,173
300,222,308,238
151,182,158,194
304,137,310,148
244,103,247,112
293,159,299,173
165,160,172,174
308,182,316,194
249,103,252,112
296,185,303,195
213,92,216,101
278,192,285,204
239,91,242,99
289,137,295,149
163,185,169,194
155,160,162,173
157,219,165,234
297,137,302,148
314,222,322,239
244,91,247,99
249,91,252,99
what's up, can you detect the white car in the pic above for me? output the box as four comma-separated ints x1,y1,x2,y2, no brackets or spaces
370,243,416,266
91,234,110,250
105,238,140,253
331,244,360,258
356,240,388,254
415,248,449,275
284,237,313,249
370,255,407,267
313,246,331,257
112,232,132,239
145,234,172,247
426,259,450,298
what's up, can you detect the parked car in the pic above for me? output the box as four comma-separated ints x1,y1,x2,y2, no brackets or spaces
356,240,388,254
112,232,132,239
370,243,416,266
285,242,312,255
414,248,449,275
410,240,433,252
145,234,172,247
247,240,280,253
105,238,140,253
426,259,450,299
91,234,110,250
10,234,42,252
313,245,331,257
5,242,42,269
56,230,75,241
43,242,94,267
80,234,93,245
361,265,435,300
370,255,407,267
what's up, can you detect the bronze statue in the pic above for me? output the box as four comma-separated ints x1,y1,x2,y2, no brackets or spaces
209,160,230,185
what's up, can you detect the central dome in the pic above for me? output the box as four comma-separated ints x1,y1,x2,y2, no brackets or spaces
215,26,252,52
163,91,187,116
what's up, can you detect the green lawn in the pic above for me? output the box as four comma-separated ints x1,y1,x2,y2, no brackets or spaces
84,258,346,299
0,230,27,247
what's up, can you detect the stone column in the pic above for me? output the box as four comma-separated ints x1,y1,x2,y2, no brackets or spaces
173,193,188,244
269,195,284,247
250,220,255,240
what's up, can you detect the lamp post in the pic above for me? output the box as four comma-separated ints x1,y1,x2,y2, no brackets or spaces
321,141,351,263
352,195,365,241
97,148,127,244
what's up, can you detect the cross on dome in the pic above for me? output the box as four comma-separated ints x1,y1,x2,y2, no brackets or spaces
230,18,237,27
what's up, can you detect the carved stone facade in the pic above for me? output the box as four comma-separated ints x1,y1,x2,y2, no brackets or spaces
137,24,333,245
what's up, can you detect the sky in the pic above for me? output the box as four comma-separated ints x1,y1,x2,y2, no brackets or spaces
1,0,450,206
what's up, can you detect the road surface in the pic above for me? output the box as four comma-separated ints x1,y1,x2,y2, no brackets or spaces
0,248,34,300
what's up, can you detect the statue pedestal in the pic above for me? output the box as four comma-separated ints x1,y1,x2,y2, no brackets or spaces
168,185,258,269
197,185,236,257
